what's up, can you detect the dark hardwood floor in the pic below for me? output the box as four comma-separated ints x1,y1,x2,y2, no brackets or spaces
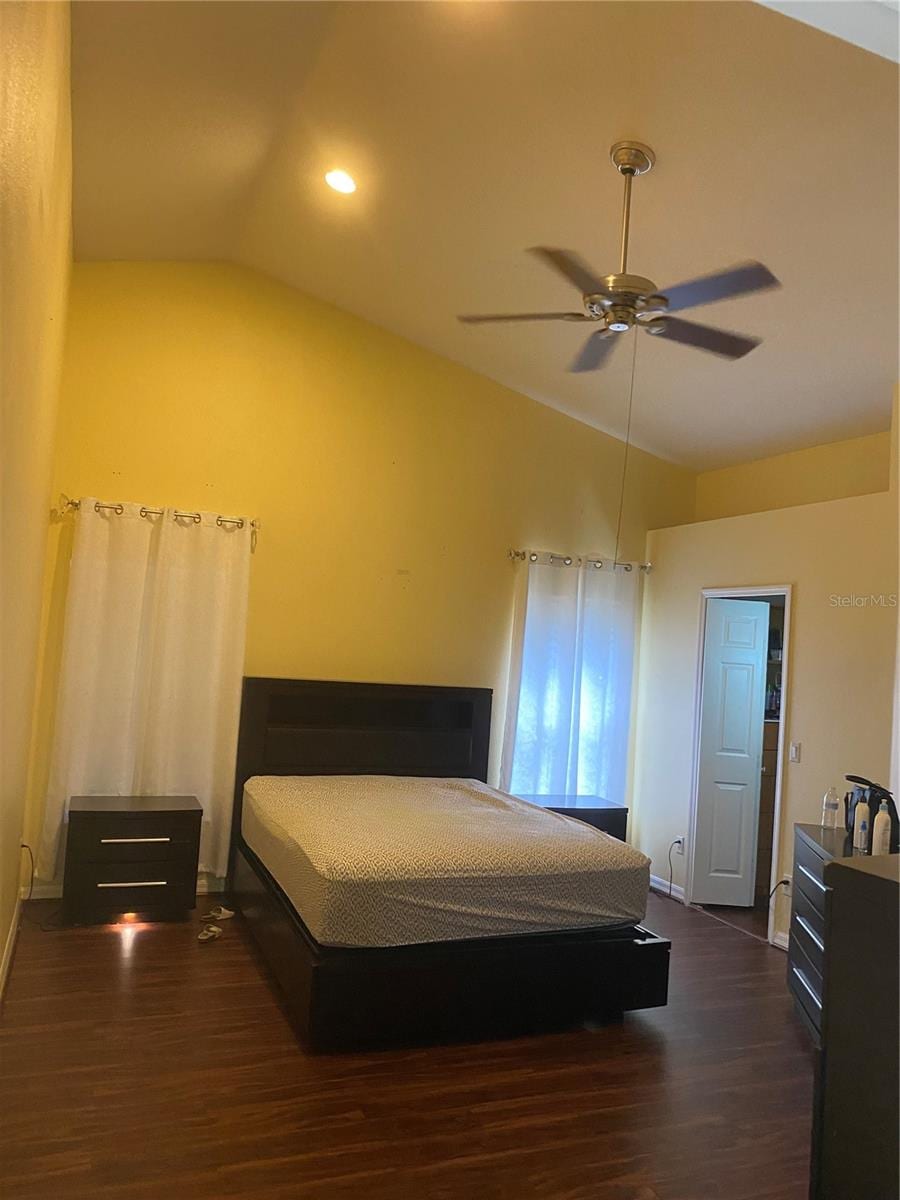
694,903,771,941
0,893,813,1200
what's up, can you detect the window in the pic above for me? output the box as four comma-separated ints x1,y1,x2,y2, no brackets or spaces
502,554,639,805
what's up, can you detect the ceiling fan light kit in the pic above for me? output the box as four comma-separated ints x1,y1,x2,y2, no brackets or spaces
459,141,780,372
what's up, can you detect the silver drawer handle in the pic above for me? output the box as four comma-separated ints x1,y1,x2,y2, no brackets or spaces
797,862,827,894
796,914,824,953
792,965,822,1010
96,880,168,889
100,837,171,844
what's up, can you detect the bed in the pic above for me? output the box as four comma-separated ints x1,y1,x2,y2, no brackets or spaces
228,677,670,1051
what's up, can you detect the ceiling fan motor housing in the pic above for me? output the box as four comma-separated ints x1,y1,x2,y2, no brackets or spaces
585,274,669,329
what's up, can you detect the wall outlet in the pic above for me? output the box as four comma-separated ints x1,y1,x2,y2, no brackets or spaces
789,741,801,763
674,836,685,855
773,875,791,898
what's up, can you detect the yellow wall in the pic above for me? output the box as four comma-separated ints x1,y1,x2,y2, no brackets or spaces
695,431,891,522
0,2,70,977
632,491,896,940
892,386,899,794
25,261,696,851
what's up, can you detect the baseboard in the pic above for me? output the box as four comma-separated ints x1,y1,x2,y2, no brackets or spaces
650,873,685,903
772,930,789,952
0,898,22,1002
197,874,226,895
22,881,62,900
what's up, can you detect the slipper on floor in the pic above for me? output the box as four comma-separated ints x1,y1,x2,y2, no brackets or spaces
200,905,235,921
197,924,222,943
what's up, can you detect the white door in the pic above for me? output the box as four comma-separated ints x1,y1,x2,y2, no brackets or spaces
692,598,769,906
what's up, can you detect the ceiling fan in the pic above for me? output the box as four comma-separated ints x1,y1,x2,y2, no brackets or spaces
458,141,780,373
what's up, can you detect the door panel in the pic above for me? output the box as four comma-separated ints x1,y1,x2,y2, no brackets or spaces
719,663,755,754
722,613,758,649
692,598,769,906
708,782,746,876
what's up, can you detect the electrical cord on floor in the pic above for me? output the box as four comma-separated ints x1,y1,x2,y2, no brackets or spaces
19,843,65,931
21,842,34,901
667,838,679,899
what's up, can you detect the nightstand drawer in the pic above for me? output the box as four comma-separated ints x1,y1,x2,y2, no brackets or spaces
64,858,196,916
68,812,200,863
515,796,628,842
548,807,628,841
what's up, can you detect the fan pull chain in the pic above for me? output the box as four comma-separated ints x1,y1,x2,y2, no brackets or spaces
613,329,639,568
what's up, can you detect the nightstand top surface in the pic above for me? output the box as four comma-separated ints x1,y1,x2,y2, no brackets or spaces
515,794,625,811
69,795,201,814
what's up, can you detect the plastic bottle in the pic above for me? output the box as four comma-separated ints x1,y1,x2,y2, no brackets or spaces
821,787,841,829
872,799,892,855
853,798,870,852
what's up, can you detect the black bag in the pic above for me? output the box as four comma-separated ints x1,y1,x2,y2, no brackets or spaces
844,774,899,853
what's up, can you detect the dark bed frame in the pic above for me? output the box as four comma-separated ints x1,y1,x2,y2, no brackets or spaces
228,677,670,1052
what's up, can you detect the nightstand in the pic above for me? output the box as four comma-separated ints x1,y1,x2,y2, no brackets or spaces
515,795,628,841
62,795,202,924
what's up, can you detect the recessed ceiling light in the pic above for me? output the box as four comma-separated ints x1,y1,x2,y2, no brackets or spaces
325,169,356,194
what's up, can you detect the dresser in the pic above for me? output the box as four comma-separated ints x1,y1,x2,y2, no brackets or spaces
789,824,900,1199
62,795,202,924
515,795,628,841
787,824,852,1042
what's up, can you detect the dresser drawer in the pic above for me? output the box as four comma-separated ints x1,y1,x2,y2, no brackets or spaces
795,836,829,915
791,886,826,976
789,937,824,1032
68,812,200,863
63,858,197,918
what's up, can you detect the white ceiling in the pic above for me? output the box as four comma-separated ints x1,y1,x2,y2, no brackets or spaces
71,1,899,470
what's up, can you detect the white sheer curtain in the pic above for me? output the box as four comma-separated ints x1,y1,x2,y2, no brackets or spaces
38,499,251,880
501,554,639,804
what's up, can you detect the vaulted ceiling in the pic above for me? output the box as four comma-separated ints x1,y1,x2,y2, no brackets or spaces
71,1,898,469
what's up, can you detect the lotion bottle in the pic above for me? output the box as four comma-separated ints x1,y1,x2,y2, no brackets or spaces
853,797,870,851
872,799,892,855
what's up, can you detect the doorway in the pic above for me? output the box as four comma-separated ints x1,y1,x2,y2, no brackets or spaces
687,586,791,945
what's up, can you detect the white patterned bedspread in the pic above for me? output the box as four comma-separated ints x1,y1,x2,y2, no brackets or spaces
241,775,650,947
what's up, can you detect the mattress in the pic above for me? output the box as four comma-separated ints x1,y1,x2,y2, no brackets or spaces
240,775,650,948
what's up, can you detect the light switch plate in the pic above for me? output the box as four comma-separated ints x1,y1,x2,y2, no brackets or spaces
789,741,801,763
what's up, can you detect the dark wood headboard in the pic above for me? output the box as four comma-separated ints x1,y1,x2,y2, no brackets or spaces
230,678,492,871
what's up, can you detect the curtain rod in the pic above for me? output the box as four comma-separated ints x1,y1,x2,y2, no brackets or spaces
58,495,259,535
508,548,652,573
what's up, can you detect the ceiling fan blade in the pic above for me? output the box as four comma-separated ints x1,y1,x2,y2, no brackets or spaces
569,329,619,373
529,247,605,296
458,311,589,324
660,261,780,313
649,316,760,359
